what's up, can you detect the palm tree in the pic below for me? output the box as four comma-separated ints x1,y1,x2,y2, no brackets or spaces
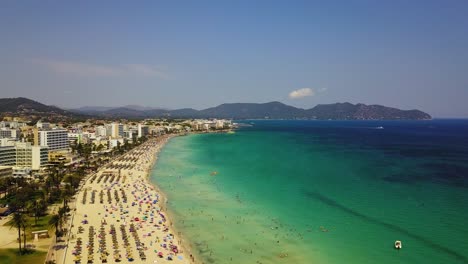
64,173,81,193
21,216,29,250
58,206,67,226
48,214,61,243
61,189,72,212
26,200,36,224
28,199,45,226
34,199,43,225
10,212,26,254
15,182,36,210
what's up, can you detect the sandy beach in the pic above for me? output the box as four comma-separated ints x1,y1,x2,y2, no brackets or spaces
62,135,191,264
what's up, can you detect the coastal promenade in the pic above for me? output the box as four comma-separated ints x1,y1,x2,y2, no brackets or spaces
58,135,190,264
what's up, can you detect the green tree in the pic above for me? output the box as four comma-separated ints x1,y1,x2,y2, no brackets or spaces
21,216,29,250
14,182,34,211
70,139,78,154
11,212,26,254
64,174,80,193
61,186,73,211
123,139,129,150
48,214,61,243
82,143,92,161
96,144,104,152
26,198,47,226
76,143,83,155
35,199,47,224
26,200,38,226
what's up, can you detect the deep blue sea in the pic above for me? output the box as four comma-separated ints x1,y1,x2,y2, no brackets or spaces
151,119,468,264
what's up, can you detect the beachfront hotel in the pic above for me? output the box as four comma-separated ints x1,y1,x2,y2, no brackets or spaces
137,123,149,138
0,139,49,171
35,128,69,151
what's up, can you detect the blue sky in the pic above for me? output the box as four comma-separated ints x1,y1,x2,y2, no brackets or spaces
1,0,467,117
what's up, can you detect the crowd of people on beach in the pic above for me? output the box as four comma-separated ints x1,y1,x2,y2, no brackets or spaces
66,137,190,264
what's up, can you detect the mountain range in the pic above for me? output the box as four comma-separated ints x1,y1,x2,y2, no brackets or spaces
0,97,432,120
72,101,431,120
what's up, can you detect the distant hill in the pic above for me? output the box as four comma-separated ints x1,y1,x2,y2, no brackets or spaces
72,106,116,112
306,102,432,120
71,101,431,120
122,105,164,111
0,97,74,118
72,105,165,112
199,101,305,119
71,105,168,118
1,97,431,120
164,108,200,118
100,107,148,118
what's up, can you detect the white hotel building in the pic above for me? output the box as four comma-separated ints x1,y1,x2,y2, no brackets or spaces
15,142,49,170
37,129,69,151
0,140,48,170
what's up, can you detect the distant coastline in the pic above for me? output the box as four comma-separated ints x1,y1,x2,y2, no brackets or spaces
0,97,431,121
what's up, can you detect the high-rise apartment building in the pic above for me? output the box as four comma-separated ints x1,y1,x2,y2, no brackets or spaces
36,128,69,151
0,141,48,170
0,128,20,139
137,124,149,138
110,123,124,138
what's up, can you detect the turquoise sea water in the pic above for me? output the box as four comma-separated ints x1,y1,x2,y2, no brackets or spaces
150,120,468,264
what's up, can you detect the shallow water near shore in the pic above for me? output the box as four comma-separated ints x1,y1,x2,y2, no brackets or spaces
150,120,468,264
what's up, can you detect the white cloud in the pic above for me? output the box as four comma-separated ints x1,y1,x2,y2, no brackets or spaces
31,58,167,78
288,88,315,99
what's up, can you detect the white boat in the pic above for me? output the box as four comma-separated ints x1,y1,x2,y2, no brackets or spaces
395,240,402,249
376,126,384,129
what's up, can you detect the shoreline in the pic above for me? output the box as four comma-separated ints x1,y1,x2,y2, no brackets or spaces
144,134,200,264
147,131,234,264
146,133,206,264
61,134,193,264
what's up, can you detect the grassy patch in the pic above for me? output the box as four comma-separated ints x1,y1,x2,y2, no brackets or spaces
5,215,52,229
0,195,14,205
4,215,53,240
30,215,53,231
0,248,47,264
